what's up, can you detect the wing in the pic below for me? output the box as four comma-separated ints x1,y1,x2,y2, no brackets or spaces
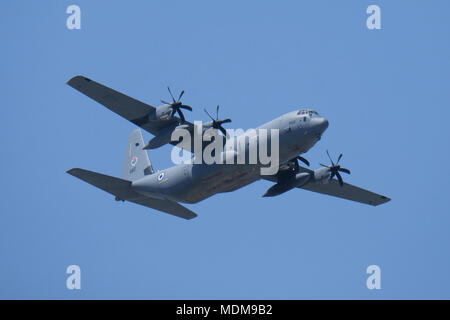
299,179,390,206
262,164,390,206
67,168,197,220
67,75,193,137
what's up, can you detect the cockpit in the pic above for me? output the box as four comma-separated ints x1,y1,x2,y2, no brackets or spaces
297,109,320,118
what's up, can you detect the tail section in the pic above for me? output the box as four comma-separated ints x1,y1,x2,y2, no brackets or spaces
66,129,197,220
123,129,154,181
67,168,136,200
67,168,197,219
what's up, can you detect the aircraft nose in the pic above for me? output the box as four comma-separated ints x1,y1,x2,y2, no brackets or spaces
319,117,329,133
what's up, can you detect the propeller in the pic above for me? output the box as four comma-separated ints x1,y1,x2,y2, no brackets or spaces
289,156,310,172
297,156,310,167
160,86,192,123
204,105,232,138
319,150,351,186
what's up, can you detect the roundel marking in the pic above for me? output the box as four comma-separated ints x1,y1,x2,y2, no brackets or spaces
157,172,165,181
131,156,138,167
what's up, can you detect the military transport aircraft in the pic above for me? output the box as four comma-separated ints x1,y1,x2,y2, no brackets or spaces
66,75,390,219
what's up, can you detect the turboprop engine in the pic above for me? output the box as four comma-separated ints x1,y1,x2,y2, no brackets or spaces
262,151,351,197
143,124,191,150
148,87,192,123
262,172,311,197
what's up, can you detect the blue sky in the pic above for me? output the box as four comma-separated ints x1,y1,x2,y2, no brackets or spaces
1,0,449,299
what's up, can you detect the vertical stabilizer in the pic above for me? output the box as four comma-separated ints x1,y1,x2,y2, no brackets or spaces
123,129,153,181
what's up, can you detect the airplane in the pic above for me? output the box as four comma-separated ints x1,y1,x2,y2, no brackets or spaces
66,75,390,220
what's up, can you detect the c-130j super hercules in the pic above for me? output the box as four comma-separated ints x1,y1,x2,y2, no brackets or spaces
67,76,390,219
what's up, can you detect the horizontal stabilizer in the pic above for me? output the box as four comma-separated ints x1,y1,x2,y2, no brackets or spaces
67,168,136,200
128,197,197,220
67,168,197,219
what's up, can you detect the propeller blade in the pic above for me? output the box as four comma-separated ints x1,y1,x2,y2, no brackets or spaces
204,108,215,121
298,156,310,167
322,151,350,184
338,167,351,174
217,119,231,126
167,87,176,102
204,106,231,137
177,90,184,102
336,171,344,186
218,125,228,138
326,150,334,166
293,158,300,171
329,171,336,181
176,109,186,123
161,99,172,105
180,104,192,111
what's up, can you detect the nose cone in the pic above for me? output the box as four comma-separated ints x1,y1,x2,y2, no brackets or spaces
322,118,329,131
317,117,329,134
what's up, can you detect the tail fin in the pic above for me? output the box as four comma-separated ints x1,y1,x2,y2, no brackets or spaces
123,129,154,181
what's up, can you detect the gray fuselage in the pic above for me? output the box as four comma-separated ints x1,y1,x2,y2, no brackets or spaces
131,110,329,204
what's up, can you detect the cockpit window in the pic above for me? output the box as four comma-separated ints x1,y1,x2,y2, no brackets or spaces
298,110,320,117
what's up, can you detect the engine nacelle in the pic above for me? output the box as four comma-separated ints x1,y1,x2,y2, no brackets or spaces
312,167,332,183
149,105,174,121
143,124,191,150
263,172,311,197
292,172,311,187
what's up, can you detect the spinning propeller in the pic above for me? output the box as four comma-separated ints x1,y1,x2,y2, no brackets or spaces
204,105,232,138
320,150,351,187
160,86,192,123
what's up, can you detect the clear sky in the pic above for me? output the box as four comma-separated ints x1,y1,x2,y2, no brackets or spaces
1,0,449,299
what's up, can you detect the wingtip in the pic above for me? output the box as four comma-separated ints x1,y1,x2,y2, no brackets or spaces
67,75,92,86
66,75,82,85
66,168,81,175
372,195,391,206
